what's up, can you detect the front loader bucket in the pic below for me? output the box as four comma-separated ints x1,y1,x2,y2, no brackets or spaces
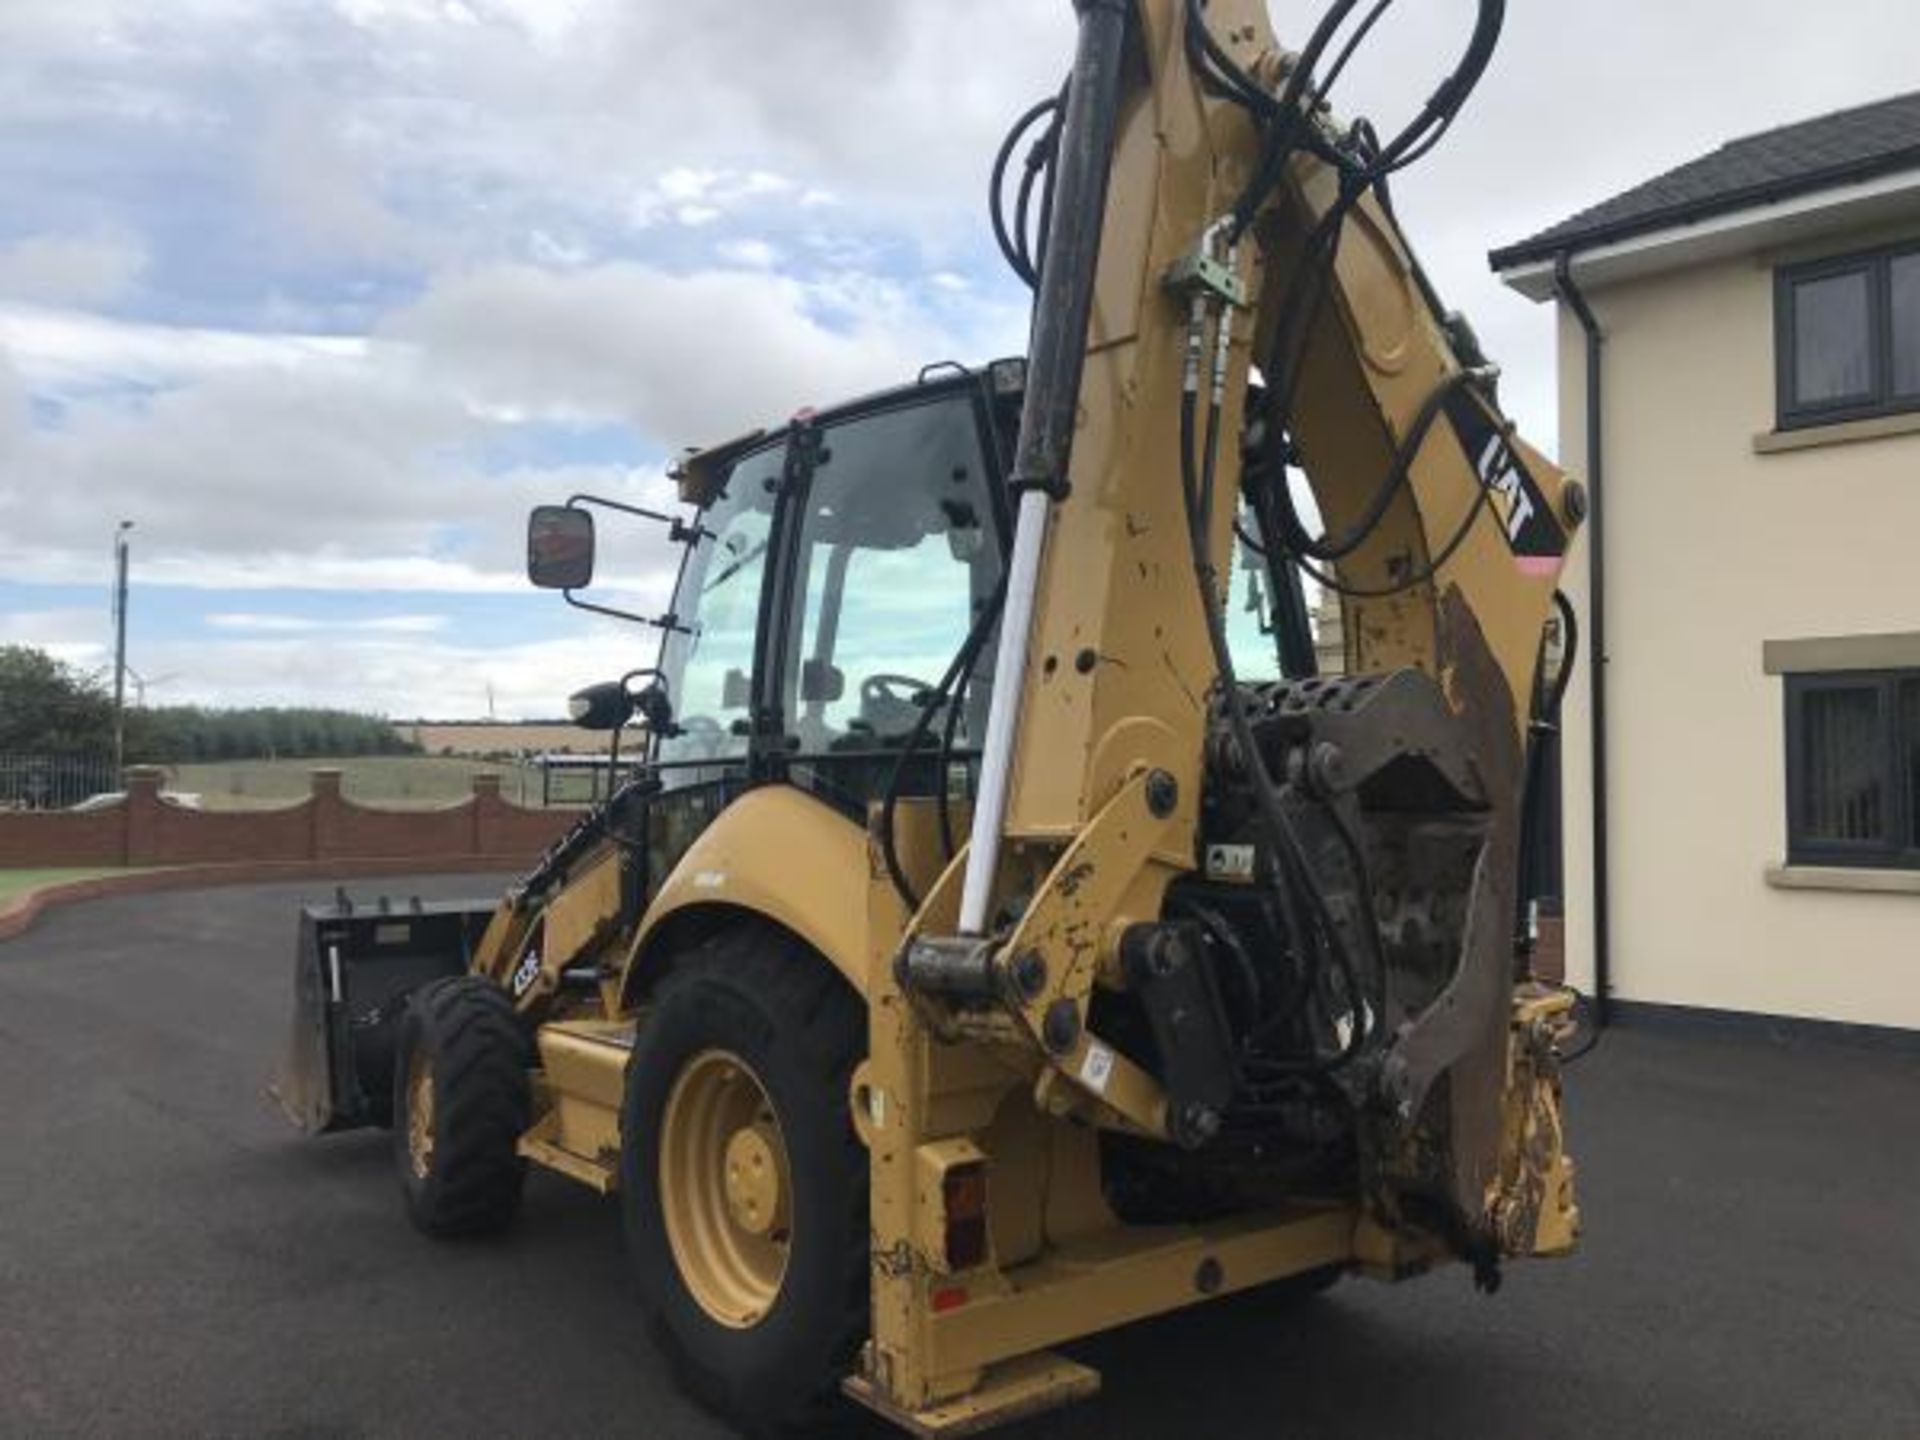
272,896,498,1135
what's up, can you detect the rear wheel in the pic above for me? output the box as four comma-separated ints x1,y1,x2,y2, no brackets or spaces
621,927,867,1437
392,976,531,1237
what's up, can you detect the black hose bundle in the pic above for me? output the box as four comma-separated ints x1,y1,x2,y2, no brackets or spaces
965,0,1511,1074
1173,0,1509,1075
1191,0,1510,603
990,87,1066,293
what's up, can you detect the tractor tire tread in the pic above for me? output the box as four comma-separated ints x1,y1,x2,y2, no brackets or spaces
624,925,868,1439
395,975,531,1238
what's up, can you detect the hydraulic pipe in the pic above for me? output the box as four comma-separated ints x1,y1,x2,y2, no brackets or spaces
958,0,1130,936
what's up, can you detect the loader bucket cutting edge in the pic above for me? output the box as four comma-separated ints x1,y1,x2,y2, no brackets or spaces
272,897,498,1135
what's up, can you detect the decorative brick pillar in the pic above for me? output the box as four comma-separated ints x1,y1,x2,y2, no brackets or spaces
1532,913,1566,985
470,772,502,855
309,769,345,860
122,766,167,865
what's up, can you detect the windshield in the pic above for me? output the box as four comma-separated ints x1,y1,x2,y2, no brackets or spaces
653,443,783,768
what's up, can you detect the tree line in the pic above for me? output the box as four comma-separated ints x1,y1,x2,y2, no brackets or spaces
0,645,419,763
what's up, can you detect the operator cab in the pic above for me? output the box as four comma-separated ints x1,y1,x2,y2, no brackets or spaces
529,359,1318,824
529,361,1033,842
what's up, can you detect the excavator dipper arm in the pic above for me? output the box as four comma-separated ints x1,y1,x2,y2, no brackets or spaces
878,3,1581,1408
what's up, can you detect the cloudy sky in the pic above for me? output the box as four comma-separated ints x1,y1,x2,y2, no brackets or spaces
2,0,1912,719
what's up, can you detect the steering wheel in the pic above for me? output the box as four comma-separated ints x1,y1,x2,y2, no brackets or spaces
860,674,936,709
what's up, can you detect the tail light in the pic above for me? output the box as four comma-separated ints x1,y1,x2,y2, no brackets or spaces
942,1160,990,1272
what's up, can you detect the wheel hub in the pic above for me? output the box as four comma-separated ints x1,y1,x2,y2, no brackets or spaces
723,1123,787,1237
406,1053,435,1181
659,1050,794,1329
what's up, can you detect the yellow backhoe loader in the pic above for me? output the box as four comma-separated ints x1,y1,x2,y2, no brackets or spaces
277,0,1584,1432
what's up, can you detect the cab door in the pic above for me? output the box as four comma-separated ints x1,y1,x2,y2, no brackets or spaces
766,387,1008,820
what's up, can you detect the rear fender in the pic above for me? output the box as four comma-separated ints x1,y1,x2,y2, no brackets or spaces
618,785,895,1011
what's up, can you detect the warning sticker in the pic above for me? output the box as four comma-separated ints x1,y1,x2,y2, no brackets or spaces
1079,1040,1116,1095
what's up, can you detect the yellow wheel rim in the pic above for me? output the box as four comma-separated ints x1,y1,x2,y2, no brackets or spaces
406,1048,435,1182
659,1049,793,1329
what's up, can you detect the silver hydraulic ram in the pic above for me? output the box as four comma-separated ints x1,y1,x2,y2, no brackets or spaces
957,0,1130,937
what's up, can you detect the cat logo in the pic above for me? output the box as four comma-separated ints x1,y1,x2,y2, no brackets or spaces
1443,386,1566,568
511,944,543,998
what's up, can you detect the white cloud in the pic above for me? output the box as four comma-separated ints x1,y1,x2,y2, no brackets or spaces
0,346,24,457
129,626,659,719
0,231,148,307
253,97,435,265
0,304,693,600
656,167,716,203
528,229,590,267
383,259,958,441
205,612,450,634
628,167,799,232
715,238,778,269
7,0,1918,721
0,305,367,393
0,606,109,670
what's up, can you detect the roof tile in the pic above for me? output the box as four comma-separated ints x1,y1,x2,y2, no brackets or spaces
1490,90,1920,270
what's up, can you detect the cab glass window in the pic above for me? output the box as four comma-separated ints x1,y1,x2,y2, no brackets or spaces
1222,508,1287,685
785,396,1001,754
655,444,781,767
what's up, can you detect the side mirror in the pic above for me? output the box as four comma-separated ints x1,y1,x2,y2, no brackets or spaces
567,680,634,732
528,505,595,590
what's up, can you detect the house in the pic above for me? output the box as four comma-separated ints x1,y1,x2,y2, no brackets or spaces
1491,92,1920,1036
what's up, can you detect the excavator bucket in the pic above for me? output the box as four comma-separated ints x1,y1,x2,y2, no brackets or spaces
272,895,496,1135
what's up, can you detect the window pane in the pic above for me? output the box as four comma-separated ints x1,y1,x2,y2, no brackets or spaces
1903,680,1920,848
655,447,781,769
789,397,1001,751
1791,269,1873,407
1892,253,1920,398
1222,503,1283,684
1800,685,1885,844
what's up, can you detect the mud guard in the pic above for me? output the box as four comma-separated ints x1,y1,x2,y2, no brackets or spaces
273,898,497,1135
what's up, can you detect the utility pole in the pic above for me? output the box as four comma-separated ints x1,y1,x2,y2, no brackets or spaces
112,520,133,777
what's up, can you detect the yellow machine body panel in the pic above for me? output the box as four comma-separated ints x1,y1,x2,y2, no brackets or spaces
621,783,898,1005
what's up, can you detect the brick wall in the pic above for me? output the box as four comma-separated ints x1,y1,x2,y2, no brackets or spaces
0,767,574,869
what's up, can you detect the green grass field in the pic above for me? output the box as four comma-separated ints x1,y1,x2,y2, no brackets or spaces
0,867,131,904
167,756,553,810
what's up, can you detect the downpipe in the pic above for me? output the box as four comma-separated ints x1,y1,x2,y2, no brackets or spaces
1553,251,1609,1028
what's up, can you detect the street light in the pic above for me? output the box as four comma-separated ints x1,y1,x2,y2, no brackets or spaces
112,520,133,777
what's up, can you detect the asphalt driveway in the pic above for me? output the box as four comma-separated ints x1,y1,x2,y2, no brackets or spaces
2,877,1916,1438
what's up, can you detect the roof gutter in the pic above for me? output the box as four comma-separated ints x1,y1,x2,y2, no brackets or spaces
1490,143,1920,272
1554,251,1611,1029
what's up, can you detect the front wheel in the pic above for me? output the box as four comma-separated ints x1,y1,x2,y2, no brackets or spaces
620,927,867,1437
392,975,531,1238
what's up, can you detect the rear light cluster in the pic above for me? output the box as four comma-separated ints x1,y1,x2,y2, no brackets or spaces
942,1161,990,1272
